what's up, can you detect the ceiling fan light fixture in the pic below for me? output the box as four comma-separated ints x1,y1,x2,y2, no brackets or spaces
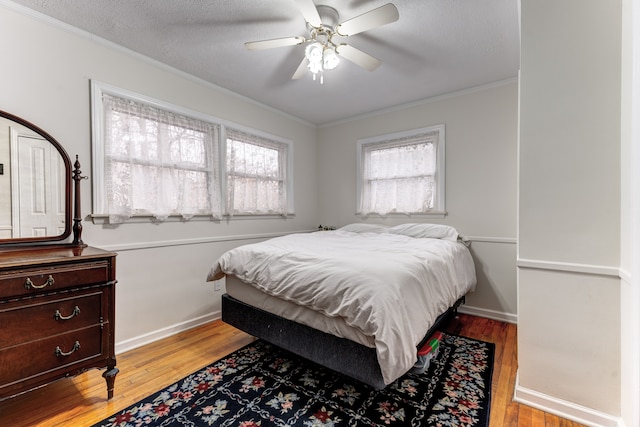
305,42,324,63
323,47,339,70
305,41,335,83
308,58,323,75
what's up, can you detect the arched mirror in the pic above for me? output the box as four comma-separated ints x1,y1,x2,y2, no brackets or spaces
0,110,72,244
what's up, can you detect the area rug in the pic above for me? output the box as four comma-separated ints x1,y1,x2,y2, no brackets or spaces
92,333,494,427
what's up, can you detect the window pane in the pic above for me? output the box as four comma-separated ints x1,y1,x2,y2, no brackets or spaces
101,93,221,222
368,142,434,179
227,139,280,178
228,176,283,213
369,176,434,212
167,125,207,167
107,110,160,162
225,129,289,216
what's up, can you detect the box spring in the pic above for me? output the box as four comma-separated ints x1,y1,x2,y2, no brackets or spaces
221,294,463,390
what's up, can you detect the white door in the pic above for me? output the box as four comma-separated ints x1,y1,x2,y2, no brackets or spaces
12,133,65,237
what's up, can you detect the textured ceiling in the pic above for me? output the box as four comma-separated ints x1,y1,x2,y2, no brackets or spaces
9,0,520,125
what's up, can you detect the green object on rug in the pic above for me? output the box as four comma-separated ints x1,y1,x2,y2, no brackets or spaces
91,333,494,426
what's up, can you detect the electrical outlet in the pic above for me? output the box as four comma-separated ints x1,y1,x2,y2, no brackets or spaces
214,282,222,291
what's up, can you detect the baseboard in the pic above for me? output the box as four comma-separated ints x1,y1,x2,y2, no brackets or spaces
115,310,221,355
514,372,622,427
457,304,517,324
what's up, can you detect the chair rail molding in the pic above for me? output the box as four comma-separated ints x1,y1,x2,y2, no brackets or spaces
517,258,620,278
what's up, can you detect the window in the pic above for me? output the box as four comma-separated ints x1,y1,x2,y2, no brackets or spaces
225,128,291,216
91,81,293,223
357,125,445,216
93,87,221,223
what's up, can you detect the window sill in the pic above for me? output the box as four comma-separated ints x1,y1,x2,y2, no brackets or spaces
355,211,447,219
90,213,295,225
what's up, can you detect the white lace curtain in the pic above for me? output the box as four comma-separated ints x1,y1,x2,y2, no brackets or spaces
102,94,221,223
225,128,288,216
359,132,437,216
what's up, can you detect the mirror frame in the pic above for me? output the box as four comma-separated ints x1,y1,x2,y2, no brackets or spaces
0,110,72,245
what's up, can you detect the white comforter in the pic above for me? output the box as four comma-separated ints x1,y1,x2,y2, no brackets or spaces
207,230,476,385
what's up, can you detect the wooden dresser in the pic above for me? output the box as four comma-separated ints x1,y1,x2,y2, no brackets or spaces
0,245,118,400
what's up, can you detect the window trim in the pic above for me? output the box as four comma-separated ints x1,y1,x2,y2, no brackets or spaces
356,124,446,216
90,80,294,221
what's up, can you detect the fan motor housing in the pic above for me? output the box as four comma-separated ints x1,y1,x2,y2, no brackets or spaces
316,5,339,30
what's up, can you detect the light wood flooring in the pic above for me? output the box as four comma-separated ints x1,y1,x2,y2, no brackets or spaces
0,314,585,426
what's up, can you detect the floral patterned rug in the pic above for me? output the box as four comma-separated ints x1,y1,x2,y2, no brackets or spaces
92,333,494,427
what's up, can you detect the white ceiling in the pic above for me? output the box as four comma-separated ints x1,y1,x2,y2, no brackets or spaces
10,0,520,126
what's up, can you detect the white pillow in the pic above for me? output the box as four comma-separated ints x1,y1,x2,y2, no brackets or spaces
386,223,459,241
338,223,388,233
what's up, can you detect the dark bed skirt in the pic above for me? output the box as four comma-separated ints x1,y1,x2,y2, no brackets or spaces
221,294,463,390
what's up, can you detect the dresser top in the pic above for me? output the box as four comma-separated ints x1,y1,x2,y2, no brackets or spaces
0,245,116,268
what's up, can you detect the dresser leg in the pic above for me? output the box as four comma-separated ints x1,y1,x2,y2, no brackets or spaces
103,367,119,400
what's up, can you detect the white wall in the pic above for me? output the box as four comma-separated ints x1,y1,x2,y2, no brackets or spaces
316,81,519,322
517,1,622,424
0,3,319,349
620,0,640,425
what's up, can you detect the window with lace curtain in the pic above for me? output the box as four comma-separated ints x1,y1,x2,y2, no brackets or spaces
91,82,293,223
92,86,222,224
356,125,445,216
225,128,291,216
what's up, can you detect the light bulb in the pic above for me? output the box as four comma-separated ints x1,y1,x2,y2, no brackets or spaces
323,47,340,70
308,60,322,75
305,42,323,63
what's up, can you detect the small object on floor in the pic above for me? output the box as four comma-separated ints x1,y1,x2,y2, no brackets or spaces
411,330,444,374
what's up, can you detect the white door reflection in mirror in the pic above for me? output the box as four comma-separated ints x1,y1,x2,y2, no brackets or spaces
10,130,65,237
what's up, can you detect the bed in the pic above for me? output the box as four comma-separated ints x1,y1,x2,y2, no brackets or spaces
206,223,476,389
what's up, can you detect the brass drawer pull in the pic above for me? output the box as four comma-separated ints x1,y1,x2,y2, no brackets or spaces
25,275,55,290
54,306,81,321
54,341,81,357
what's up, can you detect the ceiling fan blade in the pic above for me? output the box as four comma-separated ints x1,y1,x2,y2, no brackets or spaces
336,3,399,36
336,44,381,71
245,36,305,50
292,57,309,79
293,0,322,27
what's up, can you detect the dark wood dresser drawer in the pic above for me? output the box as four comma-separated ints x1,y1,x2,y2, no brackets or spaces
0,261,110,299
0,290,103,348
0,324,105,393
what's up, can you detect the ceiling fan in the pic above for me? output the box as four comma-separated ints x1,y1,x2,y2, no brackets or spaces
244,0,399,83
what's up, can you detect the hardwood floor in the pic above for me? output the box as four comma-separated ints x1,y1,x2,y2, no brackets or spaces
0,314,585,426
